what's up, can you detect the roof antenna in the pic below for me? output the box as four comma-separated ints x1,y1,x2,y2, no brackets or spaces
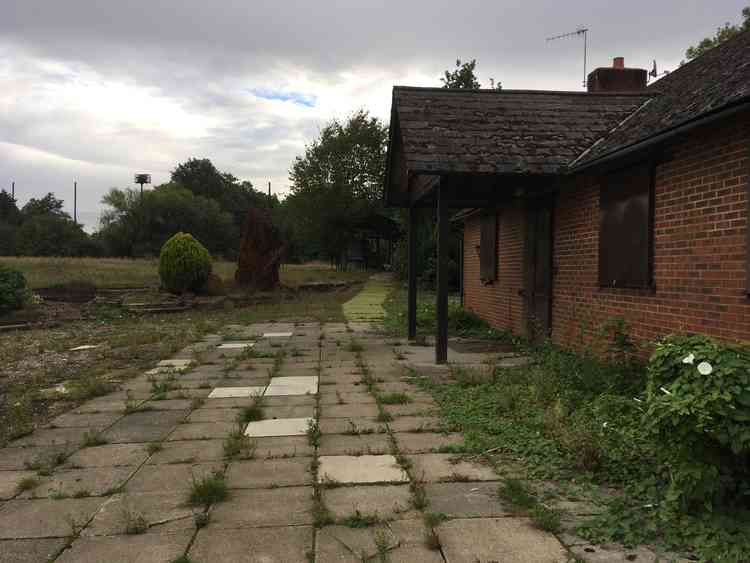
648,60,670,82
546,27,589,90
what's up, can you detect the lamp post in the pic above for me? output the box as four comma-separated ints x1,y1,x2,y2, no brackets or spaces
134,174,151,254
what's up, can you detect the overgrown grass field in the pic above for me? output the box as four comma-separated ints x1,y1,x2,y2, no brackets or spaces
0,257,368,289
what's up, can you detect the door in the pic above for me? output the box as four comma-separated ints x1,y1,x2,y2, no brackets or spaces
525,199,554,339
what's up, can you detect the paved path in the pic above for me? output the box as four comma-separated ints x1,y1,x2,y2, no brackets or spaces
0,321,574,562
342,273,396,322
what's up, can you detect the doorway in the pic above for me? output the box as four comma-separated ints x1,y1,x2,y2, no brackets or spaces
524,198,554,339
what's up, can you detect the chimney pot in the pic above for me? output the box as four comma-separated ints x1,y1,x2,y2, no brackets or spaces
613,57,625,69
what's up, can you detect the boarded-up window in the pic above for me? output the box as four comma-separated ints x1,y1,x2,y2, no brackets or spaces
480,210,498,282
599,163,654,289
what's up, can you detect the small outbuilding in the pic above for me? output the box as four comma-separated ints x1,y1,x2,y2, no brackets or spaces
384,31,750,363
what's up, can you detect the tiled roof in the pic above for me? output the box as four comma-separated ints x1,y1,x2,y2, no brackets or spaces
392,87,651,175
576,29,750,166
390,30,750,181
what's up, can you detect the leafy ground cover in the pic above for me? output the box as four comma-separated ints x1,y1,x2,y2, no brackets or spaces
0,257,369,289
386,289,750,561
0,277,363,445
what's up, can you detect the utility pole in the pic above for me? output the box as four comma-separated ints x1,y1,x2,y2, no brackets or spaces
73,181,77,226
268,181,271,197
11,181,14,199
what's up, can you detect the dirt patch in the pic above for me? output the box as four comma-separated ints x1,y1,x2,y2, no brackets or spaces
448,339,517,354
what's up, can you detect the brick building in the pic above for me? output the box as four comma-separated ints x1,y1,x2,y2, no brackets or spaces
384,31,750,361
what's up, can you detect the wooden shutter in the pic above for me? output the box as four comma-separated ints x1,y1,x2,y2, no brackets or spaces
599,163,654,288
480,210,497,282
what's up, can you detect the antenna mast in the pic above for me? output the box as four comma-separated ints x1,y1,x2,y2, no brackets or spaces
546,27,589,89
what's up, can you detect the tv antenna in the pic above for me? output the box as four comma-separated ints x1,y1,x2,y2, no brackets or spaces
547,27,589,89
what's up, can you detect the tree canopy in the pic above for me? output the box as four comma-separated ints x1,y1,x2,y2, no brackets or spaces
441,58,501,90
283,110,388,262
685,6,750,60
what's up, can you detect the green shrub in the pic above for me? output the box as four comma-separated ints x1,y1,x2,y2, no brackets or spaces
158,232,212,294
0,265,29,314
644,334,750,513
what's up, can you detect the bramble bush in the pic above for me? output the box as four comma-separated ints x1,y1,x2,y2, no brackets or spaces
0,265,29,314
158,232,212,294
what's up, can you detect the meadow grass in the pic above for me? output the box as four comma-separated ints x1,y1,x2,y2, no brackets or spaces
0,256,369,289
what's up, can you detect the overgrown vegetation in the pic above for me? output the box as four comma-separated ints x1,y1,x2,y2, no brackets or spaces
0,265,29,314
158,232,212,294
382,288,513,341
411,309,750,561
188,471,228,507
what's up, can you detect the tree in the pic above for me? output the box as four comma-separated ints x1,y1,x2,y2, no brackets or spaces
21,193,68,219
286,110,388,262
99,184,236,257
0,190,21,225
442,59,481,89
685,6,750,60
16,214,91,257
171,158,275,230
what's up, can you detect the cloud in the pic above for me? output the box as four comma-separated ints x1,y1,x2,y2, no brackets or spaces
1,0,747,231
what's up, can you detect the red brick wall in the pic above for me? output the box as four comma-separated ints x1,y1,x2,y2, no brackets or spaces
463,201,527,336
463,113,750,350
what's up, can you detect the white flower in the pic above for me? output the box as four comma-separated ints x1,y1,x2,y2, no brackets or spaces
682,353,695,365
660,386,673,396
697,361,713,375
602,422,609,428
633,397,642,403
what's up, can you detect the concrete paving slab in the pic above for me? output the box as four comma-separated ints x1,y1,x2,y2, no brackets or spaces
261,394,316,406
146,439,225,464
209,487,313,528
216,342,255,350
388,416,444,433
253,436,313,458
189,525,313,563
315,524,399,562
319,434,391,456
424,482,509,518
319,392,376,405
167,422,235,441
0,470,39,500
82,492,195,536
262,332,293,338
70,345,99,351
225,457,311,489
321,403,380,418
438,517,567,563
125,462,223,493
0,445,72,471
323,484,416,521
408,454,498,482
264,376,318,396
0,498,105,538
10,428,91,448
49,412,121,429
319,417,385,436
0,538,67,562
244,417,312,437
395,432,464,453
19,467,134,499
187,408,241,423
64,444,150,468
142,398,195,411
318,455,408,484
56,530,192,563
102,424,173,444
207,386,265,398
157,359,193,369
263,405,316,419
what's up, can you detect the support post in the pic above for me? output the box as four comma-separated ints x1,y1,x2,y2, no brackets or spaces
436,186,449,364
407,206,418,339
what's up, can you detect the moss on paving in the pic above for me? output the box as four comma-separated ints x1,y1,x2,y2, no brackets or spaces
343,273,397,322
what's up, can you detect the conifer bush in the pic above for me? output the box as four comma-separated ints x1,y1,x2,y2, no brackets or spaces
158,232,212,294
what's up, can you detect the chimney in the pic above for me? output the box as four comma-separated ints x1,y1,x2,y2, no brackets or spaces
587,57,647,92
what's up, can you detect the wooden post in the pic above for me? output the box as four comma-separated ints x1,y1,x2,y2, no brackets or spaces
407,206,418,339
436,186,449,364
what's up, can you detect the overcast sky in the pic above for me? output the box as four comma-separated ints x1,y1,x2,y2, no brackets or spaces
1,1,747,229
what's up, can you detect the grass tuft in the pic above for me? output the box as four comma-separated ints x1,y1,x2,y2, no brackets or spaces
188,471,228,507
